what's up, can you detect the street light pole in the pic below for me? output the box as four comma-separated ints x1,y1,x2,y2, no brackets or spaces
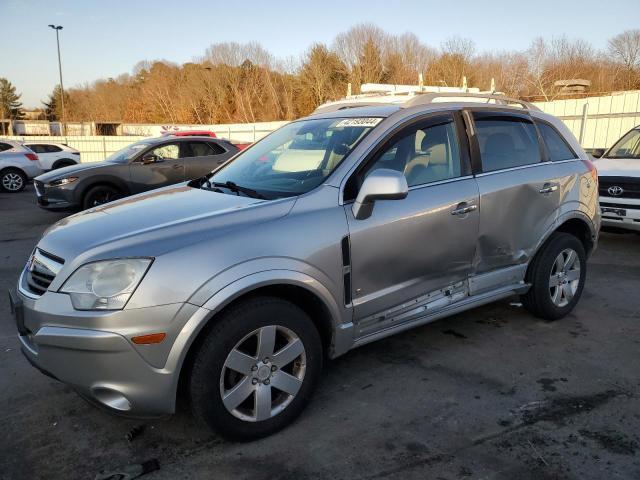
48,24,65,135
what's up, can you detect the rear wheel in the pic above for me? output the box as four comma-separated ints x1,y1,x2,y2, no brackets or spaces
0,168,27,193
521,233,586,320
189,296,323,441
82,185,122,209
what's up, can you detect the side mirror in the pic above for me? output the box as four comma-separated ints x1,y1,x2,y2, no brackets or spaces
352,168,408,220
142,154,161,164
589,148,605,159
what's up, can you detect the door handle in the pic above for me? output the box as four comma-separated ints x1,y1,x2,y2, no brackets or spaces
451,203,477,216
539,183,558,194
172,163,181,170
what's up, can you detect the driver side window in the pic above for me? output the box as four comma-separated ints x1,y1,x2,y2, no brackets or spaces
363,115,463,188
151,143,180,160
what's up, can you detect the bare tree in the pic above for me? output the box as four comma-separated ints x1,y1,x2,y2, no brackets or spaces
608,30,640,89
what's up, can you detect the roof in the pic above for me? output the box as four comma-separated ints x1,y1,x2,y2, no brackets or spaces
313,92,539,116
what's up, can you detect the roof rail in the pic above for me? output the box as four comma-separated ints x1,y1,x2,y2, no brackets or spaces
313,100,404,114
403,92,540,111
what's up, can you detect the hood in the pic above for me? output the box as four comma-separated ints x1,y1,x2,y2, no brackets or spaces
595,157,640,177
37,184,295,261
36,161,110,182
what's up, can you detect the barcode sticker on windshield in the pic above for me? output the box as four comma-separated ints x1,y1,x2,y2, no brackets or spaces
335,118,382,128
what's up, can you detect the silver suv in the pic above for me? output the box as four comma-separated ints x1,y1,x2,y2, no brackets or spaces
10,93,600,440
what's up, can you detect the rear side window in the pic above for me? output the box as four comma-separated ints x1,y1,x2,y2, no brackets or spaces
27,144,46,153
0,142,12,152
184,141,224,158
473,115,541,172
536,122,575,161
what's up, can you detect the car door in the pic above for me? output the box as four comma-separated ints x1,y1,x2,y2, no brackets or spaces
344,112,480,335
469,110,562,276
183,141,232,180
128,141,185,193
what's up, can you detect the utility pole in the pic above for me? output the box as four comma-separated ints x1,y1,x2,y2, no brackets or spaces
48,24,65,135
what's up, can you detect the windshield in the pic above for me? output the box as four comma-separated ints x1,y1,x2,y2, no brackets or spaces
607,129,640,159
105,141,151,163
209,117,380,198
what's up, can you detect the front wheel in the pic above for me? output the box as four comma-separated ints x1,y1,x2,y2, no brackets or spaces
82,185,122,209
189,296,323,441
521,233,587,321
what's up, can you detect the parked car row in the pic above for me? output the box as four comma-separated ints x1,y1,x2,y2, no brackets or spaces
10,92,602,441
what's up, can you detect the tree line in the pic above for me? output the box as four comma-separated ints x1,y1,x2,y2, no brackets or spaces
5,25,640,125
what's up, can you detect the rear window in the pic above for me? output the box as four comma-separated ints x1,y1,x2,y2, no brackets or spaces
536,122,575,161
473,114,541,172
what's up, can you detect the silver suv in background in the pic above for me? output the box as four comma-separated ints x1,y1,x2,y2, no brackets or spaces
10,93,600,440
0,139,42,192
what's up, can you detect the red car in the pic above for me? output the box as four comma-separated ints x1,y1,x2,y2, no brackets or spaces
162,130,217,138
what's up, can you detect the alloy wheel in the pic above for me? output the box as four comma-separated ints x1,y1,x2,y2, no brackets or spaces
2,172,24,191
549,248,581,308
220,325,306,422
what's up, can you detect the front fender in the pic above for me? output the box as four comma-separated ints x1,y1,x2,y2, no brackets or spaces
161,268,353,412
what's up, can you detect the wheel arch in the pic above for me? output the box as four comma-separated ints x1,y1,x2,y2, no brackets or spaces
172,272,350,410
526,213,596,282
52,158,78,169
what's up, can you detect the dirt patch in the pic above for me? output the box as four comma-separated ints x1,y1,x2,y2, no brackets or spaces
536,378,568,392
520,390,620,426
442,329,467,339
579,429,638,455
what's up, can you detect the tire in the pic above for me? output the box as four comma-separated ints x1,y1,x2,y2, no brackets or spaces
521,233,587,321
0,168,27,193
52,159,77,169
82,185,122,209
189,296,323,441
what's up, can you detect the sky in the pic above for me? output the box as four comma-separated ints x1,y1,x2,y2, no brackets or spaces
1,0,639,108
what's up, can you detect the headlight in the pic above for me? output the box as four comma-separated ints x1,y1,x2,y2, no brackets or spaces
60,258,152,310
47,176,78,187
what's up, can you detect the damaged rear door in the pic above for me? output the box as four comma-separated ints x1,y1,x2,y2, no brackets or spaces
470,110,561,273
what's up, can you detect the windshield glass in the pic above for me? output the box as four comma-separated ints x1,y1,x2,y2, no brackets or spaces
105,142,151,163
607,129,640,159
209,117,381,198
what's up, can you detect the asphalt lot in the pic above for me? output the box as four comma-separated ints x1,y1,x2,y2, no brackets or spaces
1,185,639,480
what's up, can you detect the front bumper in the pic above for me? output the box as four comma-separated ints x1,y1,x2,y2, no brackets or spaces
600,196,640,232
12,285,204,416
34,180,78,210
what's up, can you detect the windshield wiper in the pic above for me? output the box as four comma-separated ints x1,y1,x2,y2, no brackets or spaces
203,180,267,199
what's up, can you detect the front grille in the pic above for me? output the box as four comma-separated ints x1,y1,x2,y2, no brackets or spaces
23,249,64,296
601,201,640,211
599,176,640,199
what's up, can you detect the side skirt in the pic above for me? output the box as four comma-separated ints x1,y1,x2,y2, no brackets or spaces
353,282,529,348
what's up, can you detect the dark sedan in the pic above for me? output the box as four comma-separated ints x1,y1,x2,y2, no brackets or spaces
34,136,239,210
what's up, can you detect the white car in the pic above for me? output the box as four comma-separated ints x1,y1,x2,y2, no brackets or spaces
0,139,43,192
594,126,640,232
24,142,80,170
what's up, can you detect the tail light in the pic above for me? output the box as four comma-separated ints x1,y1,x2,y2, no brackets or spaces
582,158,598,186
25,153,39,161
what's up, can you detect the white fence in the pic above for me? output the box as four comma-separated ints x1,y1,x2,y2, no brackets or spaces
533,90,640,149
